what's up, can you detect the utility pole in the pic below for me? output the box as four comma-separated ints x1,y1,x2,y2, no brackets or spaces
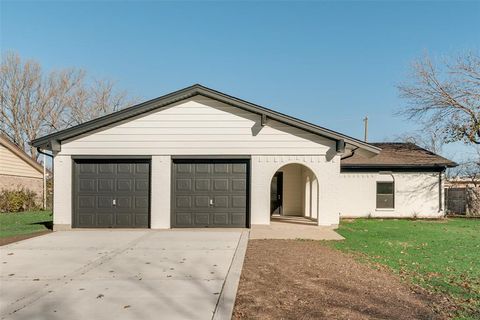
363,116,368,142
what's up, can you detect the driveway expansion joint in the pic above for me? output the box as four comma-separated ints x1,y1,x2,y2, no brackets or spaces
1,230,243,320
212,230,249,320
0,231,153,319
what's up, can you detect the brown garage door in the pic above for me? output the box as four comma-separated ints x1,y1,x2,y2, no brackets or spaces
171,159,249,228
73,159,150,228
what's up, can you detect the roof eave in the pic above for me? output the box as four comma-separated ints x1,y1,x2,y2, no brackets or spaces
1,136,44,174
341,163,457,170
31,84,381,153
31,85,200,148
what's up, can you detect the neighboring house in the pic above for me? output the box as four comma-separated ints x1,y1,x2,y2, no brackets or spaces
31,85,457,230
0,135,44,203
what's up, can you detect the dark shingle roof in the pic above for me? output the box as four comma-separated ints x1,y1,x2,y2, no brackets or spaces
341,142,457,169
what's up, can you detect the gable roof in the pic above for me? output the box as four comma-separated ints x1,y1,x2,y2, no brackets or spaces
0,135,44,174
31,84,381,153
341,142,457,169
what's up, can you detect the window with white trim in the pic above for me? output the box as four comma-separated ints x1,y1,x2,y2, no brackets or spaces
376,181,394,209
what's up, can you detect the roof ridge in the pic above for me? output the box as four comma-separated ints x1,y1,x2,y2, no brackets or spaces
31,84,381,153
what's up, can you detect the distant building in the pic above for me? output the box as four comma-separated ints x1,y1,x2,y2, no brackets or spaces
0,135,44,205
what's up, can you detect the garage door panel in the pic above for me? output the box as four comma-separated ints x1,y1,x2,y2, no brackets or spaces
135,214,149,226
176,179,192,191
117,179,133,192
78,196,95,209
78,214,95,226
79,179,96,192
232,163,247,173
135,163,149,174
176,196,191,208
213,196,228,208
74,160,150,228
195,196,210,207
194,213,210,225
232,196,246,208
231,213,245,225
98,179,114,192
175,213,192,225
172,160,248,228
79,163,97,174
116,197,132,209
176,163,192,173
135,197,149,208
115,213,132,227
213,179,229,191
117,163,133,174
195,163,210,173
97,214,114,227
135,179,149,191
231,179,246,191
213,163,229,173
98,196,114,208
195,179,210,191
98,163,115,174
213,213,228,225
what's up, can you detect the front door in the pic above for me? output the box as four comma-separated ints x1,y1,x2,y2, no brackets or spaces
270,172,283,215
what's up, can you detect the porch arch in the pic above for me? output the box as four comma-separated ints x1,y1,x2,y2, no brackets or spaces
269,162,319,221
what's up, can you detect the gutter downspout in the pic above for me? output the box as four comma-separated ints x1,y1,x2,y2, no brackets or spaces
37,147,53,159
439,168,445,214
341,147,359,160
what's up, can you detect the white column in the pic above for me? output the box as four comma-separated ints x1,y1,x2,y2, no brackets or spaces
316,155,341,226
150,156,171,229
53,155,72,229
250,156,271,225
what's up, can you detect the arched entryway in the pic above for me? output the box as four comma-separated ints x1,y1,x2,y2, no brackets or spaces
270,163,319,221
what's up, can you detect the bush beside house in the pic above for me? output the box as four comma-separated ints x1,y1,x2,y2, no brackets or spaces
0,188,39,213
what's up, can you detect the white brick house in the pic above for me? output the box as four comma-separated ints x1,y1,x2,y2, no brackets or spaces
31,85,456,230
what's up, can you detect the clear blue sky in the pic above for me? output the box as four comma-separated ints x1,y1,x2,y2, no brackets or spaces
1,1,479,162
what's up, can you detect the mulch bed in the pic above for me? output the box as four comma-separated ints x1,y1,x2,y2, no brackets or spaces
233,240,447,320
0,230,52,246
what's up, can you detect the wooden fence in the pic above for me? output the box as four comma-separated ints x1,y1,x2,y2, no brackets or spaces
444,188,469,215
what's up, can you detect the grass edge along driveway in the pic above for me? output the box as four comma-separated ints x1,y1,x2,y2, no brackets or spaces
331,218,480,320
0,210,53,238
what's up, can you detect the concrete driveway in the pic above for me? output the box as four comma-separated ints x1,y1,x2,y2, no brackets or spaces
0,230,247,320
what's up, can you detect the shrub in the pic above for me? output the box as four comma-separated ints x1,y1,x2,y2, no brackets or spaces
0,188,39,213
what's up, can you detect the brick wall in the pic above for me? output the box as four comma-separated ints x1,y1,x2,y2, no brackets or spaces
0,174,44,205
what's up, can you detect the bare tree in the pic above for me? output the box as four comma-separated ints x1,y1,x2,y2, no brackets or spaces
395,127,445,155
398,51,480,145
68,79,130,126
0,52,134,159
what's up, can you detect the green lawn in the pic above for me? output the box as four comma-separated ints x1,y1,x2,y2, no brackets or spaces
0,210,53,238
332,218,480,319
